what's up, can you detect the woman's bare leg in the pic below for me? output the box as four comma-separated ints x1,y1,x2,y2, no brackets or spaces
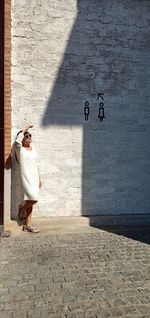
26,206,33,227
21,200,39,232
20,200,37,223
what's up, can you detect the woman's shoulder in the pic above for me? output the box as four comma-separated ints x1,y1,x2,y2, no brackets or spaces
31,145,36,151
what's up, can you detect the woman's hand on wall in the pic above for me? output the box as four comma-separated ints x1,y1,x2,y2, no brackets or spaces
23,123,33,134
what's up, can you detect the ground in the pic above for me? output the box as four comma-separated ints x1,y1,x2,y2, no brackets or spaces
0,220,150,318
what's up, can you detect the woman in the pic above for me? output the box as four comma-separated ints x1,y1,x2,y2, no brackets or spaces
15,123,41,233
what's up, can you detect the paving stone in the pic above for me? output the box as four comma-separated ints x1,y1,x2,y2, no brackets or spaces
95,308,111,318
66,313,79,318
108,307,124,317
0,230,150,318
122,305,139,316
0,311,13,318
27,312,41,318
82,301,99,311
137,305,150,315
0,289,9,295
12,311,27,318
0,295,14,303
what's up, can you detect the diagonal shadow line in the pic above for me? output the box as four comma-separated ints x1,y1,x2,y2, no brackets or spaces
89,221,150,245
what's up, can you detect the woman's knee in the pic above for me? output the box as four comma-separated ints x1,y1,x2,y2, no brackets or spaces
30,200,37,205
25,200,37,207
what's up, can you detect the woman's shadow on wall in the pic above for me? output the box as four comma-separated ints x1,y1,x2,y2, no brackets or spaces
40,0,150,243
5,143,24,223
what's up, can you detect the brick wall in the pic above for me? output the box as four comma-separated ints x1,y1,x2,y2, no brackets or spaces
11,0,150,218
0,0,4,224
0,0,11,225
4,0,11,162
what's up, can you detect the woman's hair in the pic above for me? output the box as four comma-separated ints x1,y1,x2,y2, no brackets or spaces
24,130,29,136
17,130,23,137
16,130,30,137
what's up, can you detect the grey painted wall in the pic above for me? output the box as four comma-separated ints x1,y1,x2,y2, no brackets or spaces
11,0,150,218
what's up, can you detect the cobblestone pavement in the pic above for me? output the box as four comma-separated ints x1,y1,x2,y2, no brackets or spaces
0,229,150,318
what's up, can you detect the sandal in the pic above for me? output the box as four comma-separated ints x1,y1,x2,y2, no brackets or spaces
23,225,39,233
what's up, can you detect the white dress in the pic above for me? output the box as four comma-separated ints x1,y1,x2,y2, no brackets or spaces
15,132,40,201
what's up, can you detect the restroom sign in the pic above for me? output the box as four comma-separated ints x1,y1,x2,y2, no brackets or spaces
84,93,105,121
